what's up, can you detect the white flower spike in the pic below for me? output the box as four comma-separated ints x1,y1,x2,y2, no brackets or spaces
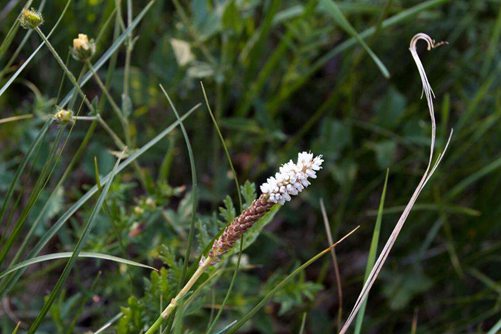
260,152,324,205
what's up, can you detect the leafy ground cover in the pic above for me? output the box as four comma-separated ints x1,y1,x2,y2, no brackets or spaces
0,1,499,333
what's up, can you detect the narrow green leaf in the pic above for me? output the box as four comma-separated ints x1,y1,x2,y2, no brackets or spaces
0,120,51,231
11,321,21,334
94,312,123,334
0,252,155,279
213,320,237,334
159,85,199,289
354,169,389,334
319,0,390,78
298,312,307,334
448,155,501,199
0,0,71,97
0,125,65,264
28,150,123,333
59,0,156,108
226,227,359,333
94,156,102,190
268,0,450,110
201,82,242,211
487,319,501,334
0,104,199,298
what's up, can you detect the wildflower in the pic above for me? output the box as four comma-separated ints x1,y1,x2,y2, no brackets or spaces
145,197,156,208
149,151,324,328
71,34,96,61
206,152,323,263
129,222,144,238
19,8,44,29
260,152,324,205
53,109,73,124
134,206,144,215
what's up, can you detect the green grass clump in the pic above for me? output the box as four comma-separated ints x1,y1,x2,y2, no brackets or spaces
0,1,499,333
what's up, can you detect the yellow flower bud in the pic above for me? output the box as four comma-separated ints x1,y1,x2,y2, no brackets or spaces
145,197,156,208
71,33,96,61
134,206,144,215
19,8,44,29
54,109,73,124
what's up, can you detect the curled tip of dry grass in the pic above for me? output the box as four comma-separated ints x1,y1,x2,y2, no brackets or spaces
339,33,453,334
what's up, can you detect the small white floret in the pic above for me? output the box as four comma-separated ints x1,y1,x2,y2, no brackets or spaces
260,152,323,205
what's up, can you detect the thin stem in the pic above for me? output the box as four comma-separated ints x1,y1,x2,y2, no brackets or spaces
34,27,93,112
74,116,98,121
85,61,123,119
144,257,213,334
123,0,133,99
96,115,126,149
172,0,216,65
35,27,130,153
86,60,130,145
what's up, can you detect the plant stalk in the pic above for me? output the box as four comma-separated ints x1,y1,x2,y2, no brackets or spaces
145,256,213,334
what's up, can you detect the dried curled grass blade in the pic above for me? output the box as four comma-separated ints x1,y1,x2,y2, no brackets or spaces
339,33,452,334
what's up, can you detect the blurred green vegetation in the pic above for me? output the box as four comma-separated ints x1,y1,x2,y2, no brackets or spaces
0,0,500,333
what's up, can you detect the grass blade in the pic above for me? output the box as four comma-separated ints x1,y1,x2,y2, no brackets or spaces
226,226,359,334
320,199,343,330
27,151,123,332
58,0,156,108
447,155,501,199
213,320,237,334
201,82,242,210
354,169,389,334
0,120,51,229
0,252,155,279
269,0,450,111
0,125,65,264
339,33,451,334
487,319,501,334
319,0,390,78
0,0,70,97
0,104,199,298
158,86,199,288
93,312,123,334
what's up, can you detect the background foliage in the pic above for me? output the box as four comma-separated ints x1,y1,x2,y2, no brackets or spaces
0,0,500,333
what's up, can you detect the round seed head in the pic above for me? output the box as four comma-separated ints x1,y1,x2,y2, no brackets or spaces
71,33,96,61
19,8,44,29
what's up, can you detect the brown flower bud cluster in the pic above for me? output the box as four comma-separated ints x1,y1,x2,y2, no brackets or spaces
208,194,274,263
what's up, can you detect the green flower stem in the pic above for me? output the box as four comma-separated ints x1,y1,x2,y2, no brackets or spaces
85,60,130,146
145,256,213,334
96,114,126,149
36,27,150,189
74,116,98,121
35,27,128,151
85,63,150,192
34,27,94,113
